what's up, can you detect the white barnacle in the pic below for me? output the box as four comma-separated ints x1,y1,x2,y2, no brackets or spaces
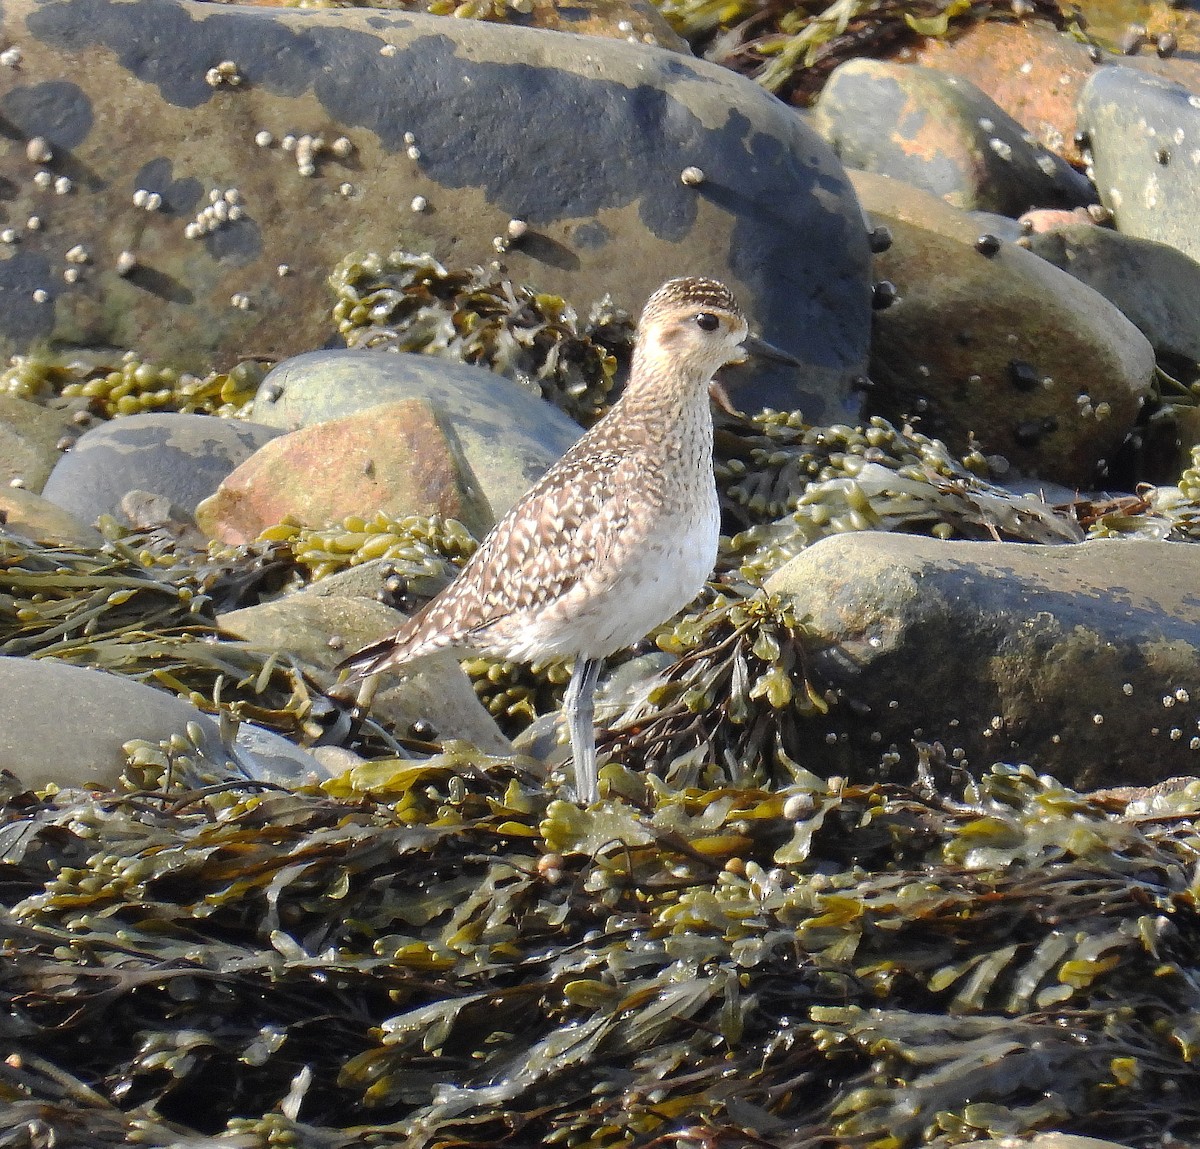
277,263,291,277
254,129,274,148
115,250,137,276
380,43,397,57
54,175,73,195
406,144,422,161
506,218,528,240
26,215,41,231
680,165,705,186
410,195,428,212
32,288,48,303
25,137,52,164
65,243,90,264
0,228,17,244
33,170,53,189
63,266,80,283
988,137,1013,161
0,46,23,67
230,291,252,310
331,136,353,158
338,182,355,197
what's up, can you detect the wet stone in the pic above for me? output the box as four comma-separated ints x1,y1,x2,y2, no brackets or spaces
853,170,1154,485
39,411,282,528
767,532,1200,791
812,58,1095,216
1,0,870,420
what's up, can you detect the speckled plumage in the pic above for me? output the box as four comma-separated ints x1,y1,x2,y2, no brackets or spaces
340,276,793,803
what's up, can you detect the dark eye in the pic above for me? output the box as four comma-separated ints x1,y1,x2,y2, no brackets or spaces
695,312,720,332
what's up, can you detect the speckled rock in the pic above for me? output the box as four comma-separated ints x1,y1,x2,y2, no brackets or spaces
0,486,103,546
1078,65,1200,262
38,411,281,527
914,20,1097,167
767,532,1200,790
0,655,229,789
0,395,74,492
218,592,512,754
812,59,1094,215
1024,221,1200,368
253,351,581,518
0,0,871,420
853,171,1154,484
196,397,493,543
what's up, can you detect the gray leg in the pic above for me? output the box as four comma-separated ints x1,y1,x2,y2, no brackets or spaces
564,656,603,804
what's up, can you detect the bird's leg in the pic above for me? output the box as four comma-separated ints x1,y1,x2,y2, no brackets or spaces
564,656,604,804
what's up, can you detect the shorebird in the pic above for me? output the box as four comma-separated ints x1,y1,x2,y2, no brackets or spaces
338,276,799,803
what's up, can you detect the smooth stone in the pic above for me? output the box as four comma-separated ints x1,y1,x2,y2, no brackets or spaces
39,412,282,527
229,721,331,785
1078,66,1200,261
217,593,512,754
0,395,73,493
766,533,1200,790
253,351,582,519
4,0,871,420
854,171,1154,485
0,486,103,546
197,397,493,543
914,20,1096,167
813,59,1094,215
1025,221,1200,368
0,655,229,790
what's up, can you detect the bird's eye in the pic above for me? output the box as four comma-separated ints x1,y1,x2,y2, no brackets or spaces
695,312,720,332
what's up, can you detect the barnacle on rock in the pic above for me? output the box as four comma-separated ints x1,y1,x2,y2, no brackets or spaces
329,250,632,425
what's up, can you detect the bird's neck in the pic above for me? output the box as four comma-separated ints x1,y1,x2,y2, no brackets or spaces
618,343,715,429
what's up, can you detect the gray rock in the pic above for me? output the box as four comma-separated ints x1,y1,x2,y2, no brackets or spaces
1025,221,1200,368
853,171,1154,485
39,412,282,527
813,60,1095,215
1078,65,1200,261
766,532,1200,790
254,351,582,517
4,0,871,420
217,592,512,754
231,722,332,784
0,395,73,493
0,655,229,790
0,487,103,547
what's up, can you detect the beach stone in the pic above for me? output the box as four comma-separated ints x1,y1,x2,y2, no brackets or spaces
39,411,282,527
2,0,870,420
1078,65,1200,261
0,486,103,546
0,395,74,493
854,171,1154,484
253,351,582,518
196,397,493,544
767,532,1200,790
0,655,229,790
1024,221,1200,369
229,721,332,785
813,59,1094,215
913,20,1097,166
218,593,511,754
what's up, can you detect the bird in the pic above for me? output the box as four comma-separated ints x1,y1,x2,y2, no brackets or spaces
338,276,800,804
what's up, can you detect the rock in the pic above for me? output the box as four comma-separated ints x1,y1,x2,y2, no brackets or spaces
2,0,870,420
0,485,103,547
39,411,281,527
218,592,512,754
766,532,1200,790
913,20,1097,166
1078,65,1200,261
0,655,230,790
0,395,74,492
230,721,332,785
1024,221,1200,368
253,351,582,518
813,59,1094,215
853,171,1154,485
196,397,493,543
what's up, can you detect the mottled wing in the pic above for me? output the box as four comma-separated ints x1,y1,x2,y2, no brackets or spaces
338,444,637,679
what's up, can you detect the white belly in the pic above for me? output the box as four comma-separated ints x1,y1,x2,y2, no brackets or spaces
503,500,721,662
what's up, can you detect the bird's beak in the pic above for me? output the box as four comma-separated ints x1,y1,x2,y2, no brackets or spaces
741,333,802,367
